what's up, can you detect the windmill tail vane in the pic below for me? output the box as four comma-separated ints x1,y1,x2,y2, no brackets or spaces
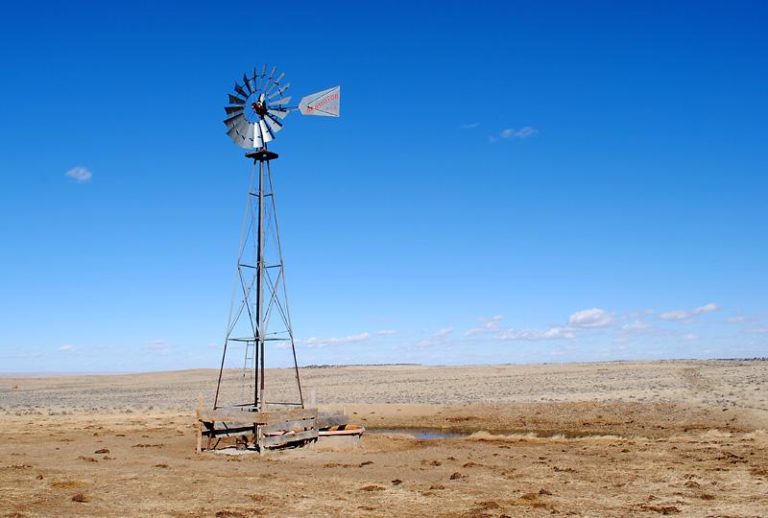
223,65,340,149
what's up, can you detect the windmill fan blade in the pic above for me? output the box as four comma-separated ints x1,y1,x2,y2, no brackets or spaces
267,76,287,94
259,119,274,143
225,105,244,115
264,121,281,137
268,108,289,120
224,112,245,128
227,119,247,142
237,121,254,148
271,96,291,106
234,82,248,98
229,94,246,105
265,113,283,133
252,67,261,90
243,74,252,95
267,112,283,129
268,83,290,99
253,120,264,144
299,86,340,117
253,123,264,148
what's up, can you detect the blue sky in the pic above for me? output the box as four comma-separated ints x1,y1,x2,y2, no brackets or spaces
1,1,766,372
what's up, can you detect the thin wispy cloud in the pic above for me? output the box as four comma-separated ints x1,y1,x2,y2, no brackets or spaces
65,166,92,183
418,327,454,347
57,344,75,352
465,315,504,336
621,320,651,333
659,303,719,322
568,308,613,328
487,308,612,342
145,339,171,353
461,122,480,130
496,325,574,341
298,332,371,348
489,126,538,143
277,329,396,349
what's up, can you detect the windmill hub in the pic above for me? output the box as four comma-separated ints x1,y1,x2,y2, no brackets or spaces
253,101,267,116
224,65,340,149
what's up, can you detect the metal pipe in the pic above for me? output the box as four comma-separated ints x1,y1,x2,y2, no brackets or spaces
255,158,265,410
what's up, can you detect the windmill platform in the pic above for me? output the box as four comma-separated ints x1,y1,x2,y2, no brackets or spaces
195,407,318,454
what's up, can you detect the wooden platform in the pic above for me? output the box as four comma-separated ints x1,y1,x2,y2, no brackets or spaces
195,407,318,453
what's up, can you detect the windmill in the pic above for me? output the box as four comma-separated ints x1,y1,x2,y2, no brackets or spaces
212,66,340,417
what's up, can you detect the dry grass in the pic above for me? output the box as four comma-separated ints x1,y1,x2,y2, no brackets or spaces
0,360,766,516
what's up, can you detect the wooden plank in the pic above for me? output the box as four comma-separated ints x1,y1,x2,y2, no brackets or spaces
204,422,215,450
317,411,349,428
201,425,256,438
198,408,316,424
262,429,318,448
261,418,316,434
195,421,202,454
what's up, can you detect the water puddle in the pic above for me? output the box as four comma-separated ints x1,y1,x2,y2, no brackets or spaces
368,428,467,440
369,427,623,440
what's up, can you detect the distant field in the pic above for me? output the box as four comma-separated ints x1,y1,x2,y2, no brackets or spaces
2,360,767,414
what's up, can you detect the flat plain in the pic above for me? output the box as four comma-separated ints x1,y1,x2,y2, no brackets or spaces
1,360,767,517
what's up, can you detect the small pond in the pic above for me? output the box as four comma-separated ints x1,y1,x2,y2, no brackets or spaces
368,428,468,440
368,427,621,440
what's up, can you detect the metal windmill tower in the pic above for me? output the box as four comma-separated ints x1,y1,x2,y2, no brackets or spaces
212,66,340,412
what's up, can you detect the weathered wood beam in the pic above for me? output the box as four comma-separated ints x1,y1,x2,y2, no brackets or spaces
198,408,316,424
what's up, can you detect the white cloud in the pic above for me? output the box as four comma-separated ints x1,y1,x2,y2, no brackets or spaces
299,332,371,348
695,303,719,314
288,329,396,349
488,308,612,342
727,315,747,324
502,127,537,139
659,303,720,322
659,310,689,321
683,333,698,341
568,308,614,328
752,327,768,334
489,126,538,143
65,166,92,183
145,339,171,353
622,320,650,332
496,325,574,341
57,344,75,352
465,315,504,336
417,327,454,347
